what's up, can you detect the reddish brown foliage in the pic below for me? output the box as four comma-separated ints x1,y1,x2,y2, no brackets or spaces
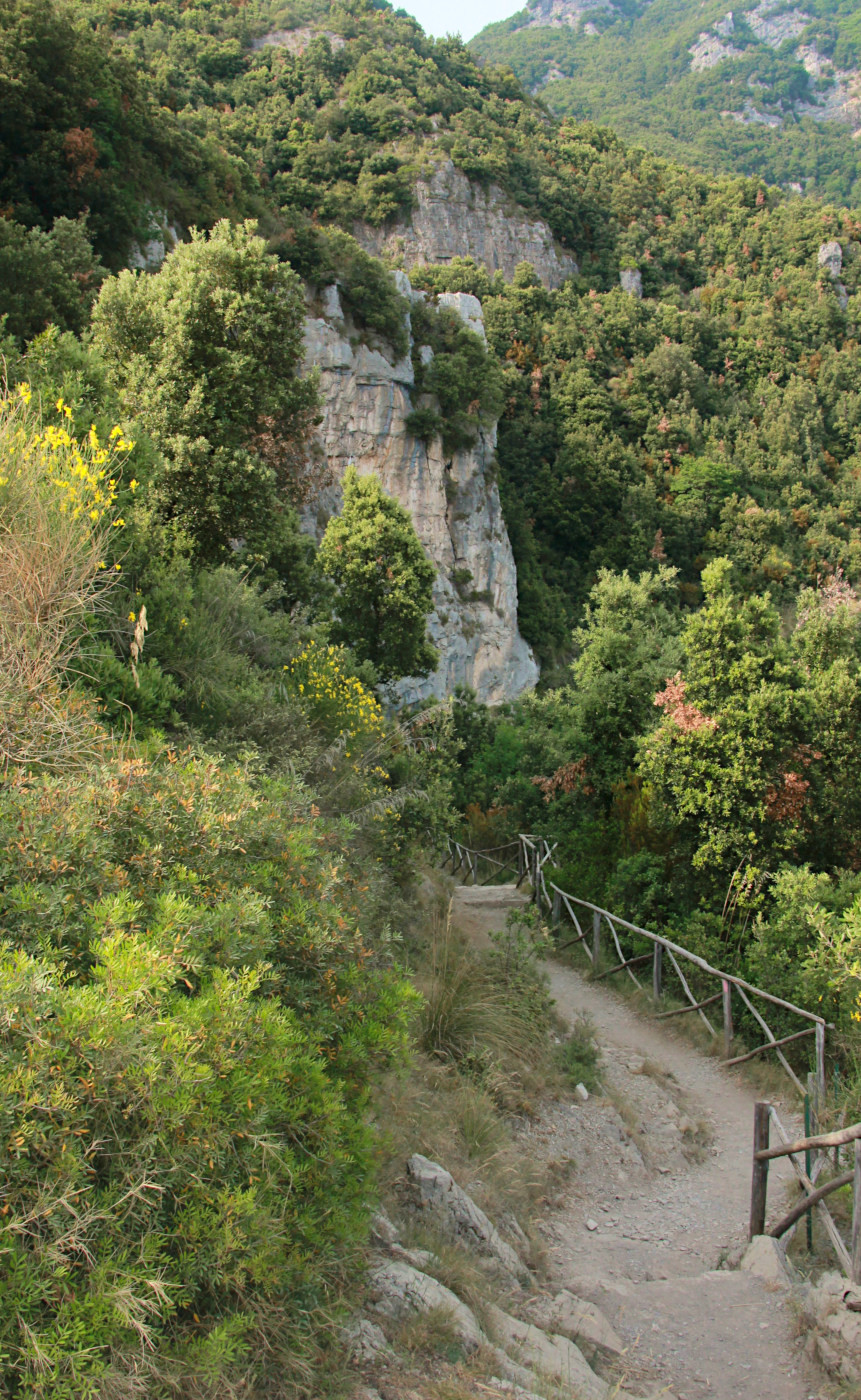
765,771,810,823
531,756,593,802
63,127,100,186
654,672,717,733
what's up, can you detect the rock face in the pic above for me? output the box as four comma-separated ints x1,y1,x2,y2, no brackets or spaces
367,1259,485,1352
301,279,539,705
486,1304,609,1400
128,208,181,272
803,1270,861,1385
356,160,577,290
818,240,849,309
620,268,643,297
405,1153,528,1279
520,0,615,29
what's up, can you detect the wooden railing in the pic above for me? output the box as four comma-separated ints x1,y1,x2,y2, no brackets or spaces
518,833,828,1099
443,832,829,1099
750,1103,861,1279
443,837,521,887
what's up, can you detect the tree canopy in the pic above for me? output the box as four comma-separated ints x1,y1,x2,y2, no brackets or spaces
319,467,438,683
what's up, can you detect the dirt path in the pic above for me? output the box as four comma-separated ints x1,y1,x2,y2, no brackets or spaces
452,885,832,1400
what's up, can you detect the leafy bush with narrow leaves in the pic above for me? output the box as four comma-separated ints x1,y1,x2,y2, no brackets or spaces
0,752,416,1397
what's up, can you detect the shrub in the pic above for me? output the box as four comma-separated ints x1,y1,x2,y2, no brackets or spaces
282,638,384,741
555,1016,602,1093
0,751,416,1395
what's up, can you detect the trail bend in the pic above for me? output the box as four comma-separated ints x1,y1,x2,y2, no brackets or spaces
451,883,832,1400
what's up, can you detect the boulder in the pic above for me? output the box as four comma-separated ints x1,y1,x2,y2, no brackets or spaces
405,1154,528,1279
486,1303,609,1400
366,1259,485,1353
620,268,643,298
739,1234,795,1288
543,1289,625,1358
341,1318,393,1364
438,291,487,343
369,1208,399,1247
818,239,843,279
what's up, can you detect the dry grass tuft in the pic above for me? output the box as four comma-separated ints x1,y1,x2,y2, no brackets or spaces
0,387,124,773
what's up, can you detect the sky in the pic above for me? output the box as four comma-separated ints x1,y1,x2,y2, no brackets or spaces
395,0,518,40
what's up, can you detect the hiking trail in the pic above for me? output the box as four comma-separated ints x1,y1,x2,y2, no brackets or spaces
451,883,833,1400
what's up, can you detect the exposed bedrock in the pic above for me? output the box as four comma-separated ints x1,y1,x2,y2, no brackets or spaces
301,277,538,705
356,159,578,291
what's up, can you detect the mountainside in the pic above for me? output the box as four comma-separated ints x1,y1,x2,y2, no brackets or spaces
6,0,861,678
471,0,861,204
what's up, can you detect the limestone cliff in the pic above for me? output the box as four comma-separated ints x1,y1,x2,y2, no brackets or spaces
301,277,539,705
356,160,577,291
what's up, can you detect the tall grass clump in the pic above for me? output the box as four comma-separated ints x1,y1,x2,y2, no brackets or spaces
419,907,553,1107
0,383,131,771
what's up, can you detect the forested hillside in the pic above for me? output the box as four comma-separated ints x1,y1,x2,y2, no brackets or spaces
471,0,861,205
4,0,861,1391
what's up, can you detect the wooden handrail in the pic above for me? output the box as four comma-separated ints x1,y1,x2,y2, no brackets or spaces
725,1025,815,1068
653,992,723,1020
755,1122,861,1163
444,831,829,1097
769,1170,854,1240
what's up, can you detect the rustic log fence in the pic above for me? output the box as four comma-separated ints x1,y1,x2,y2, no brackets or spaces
749,1103,861,1280
444,832,854,1273
443,837,521,887
516,832,828,1100
442,832,828,1099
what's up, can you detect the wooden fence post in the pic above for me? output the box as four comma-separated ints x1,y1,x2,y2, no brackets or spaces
722,979,733,1060
517,840,524,882
853,1138,861,1284
551,887,562,930
592,911,601,968
816,1022,826,1107
652,942,663,1001
750,1101,770,1239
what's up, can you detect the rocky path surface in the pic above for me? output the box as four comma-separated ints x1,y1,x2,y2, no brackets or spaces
452,884,833,1400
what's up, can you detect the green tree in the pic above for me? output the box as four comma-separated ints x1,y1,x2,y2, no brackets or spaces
92,219,319,567
569,564,682,799
639,558,801,903
318,467,438,683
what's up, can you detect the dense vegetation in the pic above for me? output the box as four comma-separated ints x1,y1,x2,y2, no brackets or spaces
5,0,861,1387
0,213,450,1392
472,0,861,206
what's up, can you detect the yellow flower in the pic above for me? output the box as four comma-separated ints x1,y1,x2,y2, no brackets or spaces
129,479,138,492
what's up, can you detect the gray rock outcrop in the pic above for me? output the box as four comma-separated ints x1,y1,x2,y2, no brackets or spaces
341,1317,394,1364
405,1153,528,1279
818,240,849,308
301,278,539,705
534,1288,625,1357
486,1303,610,1400
128,208,181,272
803,1270,861,1385
818,239,843,278
356,160,577,290
367,1259,485,1353
620,268,643,298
